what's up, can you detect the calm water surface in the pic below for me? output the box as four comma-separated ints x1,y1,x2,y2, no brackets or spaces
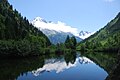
0,52,112,80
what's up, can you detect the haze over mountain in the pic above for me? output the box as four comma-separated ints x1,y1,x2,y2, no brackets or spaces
31,17,92,44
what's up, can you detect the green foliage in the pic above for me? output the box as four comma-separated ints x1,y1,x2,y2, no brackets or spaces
0,40,47,56
65,35,77,49
65,35,70,48
0,0,51,56
64,50,76,64
71,36,77,48
77,12,120,52
82,52,117,73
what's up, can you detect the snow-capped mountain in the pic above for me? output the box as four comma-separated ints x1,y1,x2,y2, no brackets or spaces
32,17,47,23
79,31,94,39
31,17,82,44
31,17,94,44
31,17,79,34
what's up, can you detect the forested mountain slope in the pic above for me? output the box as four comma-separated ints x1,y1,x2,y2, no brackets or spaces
0,0,51,56
77,12,120,52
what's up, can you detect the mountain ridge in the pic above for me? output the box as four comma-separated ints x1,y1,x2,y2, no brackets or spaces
31,17,93,44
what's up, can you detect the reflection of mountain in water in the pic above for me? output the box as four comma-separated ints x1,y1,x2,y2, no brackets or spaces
0,53,110,80
83,52,117,73
32,56,94,76
78,57,94,64
32,58,75,76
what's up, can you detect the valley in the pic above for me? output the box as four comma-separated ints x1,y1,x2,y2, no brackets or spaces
0,0,120,80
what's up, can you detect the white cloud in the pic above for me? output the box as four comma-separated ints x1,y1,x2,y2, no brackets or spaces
32,57,93,76
104,0,115,2
32,17,79,36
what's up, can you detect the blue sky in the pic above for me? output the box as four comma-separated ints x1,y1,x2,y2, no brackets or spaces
8,0,120,32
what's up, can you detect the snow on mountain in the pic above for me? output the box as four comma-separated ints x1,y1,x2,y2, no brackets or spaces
31,17,79,36
79,31,94,39
30,17,93,44
32,17,47,23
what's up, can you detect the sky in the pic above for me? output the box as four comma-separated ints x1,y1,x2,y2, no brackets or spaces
8,0,120,32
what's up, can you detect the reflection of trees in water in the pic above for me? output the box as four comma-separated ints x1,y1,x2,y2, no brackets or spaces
0,51,77,80
106,51,120,80
0,56,44,80
0,51,96,80
64,51,93,65
32,58,70,76
82,52,117,73
64,50,76,65
32,50,77,76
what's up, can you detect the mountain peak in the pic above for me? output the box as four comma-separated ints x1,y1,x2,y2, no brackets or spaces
33,17,47,23
79,31,91,36
31,17,79,35
79,31,94,39
31,17,94,40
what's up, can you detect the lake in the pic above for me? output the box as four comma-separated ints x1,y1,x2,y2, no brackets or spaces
0,52,116,80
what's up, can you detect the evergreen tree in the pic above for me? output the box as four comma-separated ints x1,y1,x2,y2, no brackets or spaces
71,36,77,49
71,36,77,47
65,35,70,48
65,35,77,49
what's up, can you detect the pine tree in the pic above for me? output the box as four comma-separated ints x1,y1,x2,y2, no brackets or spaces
65,35,70,48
